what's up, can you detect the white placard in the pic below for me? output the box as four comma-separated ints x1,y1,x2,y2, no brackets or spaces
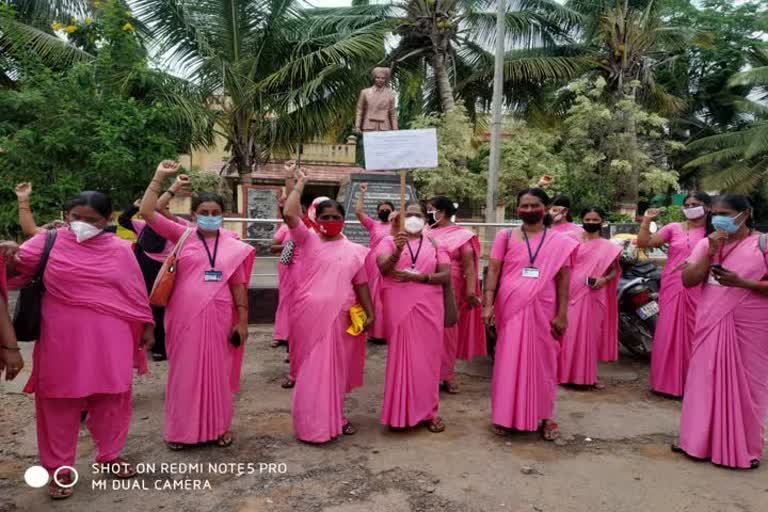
363,129,438,171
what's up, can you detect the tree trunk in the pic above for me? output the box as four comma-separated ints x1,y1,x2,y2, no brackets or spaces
432,50,455,112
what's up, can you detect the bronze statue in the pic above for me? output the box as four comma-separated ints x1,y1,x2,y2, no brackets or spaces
355,67,398,133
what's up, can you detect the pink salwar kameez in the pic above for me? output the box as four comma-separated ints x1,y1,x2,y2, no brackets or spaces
677,235,768,468
10,228,153,474
360,216,392,341
558,238,621,385
148,214,256,444
490,228,577,431
649,223,706,396
429,225,486,383
377,236,449,427
289,222,368,443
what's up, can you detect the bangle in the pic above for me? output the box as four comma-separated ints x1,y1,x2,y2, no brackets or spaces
1,345,20,351
166,190,176,197
426,274,432,283
235,303,247,308
484,288,496,293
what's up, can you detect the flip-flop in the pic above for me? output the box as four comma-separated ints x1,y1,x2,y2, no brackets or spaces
426,417,445,433
217,432,233,447
281,377,295,389
165,441,186,451
492,425,509,436
541,420,560,441
48,476,74,500
342,422,357,435
440,381,460,394
750,459,760,470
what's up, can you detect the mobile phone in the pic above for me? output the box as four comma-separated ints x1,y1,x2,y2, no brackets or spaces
229,331,242,348
586,277,597,287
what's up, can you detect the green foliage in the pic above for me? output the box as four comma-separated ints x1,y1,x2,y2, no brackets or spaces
0,1,209,239
410,104,483,201
658,205,686,225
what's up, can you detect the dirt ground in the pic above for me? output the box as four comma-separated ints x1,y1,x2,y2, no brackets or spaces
1,326,766,512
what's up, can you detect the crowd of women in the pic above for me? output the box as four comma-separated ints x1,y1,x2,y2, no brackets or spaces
1,162,766,499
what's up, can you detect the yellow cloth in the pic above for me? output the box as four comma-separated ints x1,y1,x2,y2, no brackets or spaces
346,304,367,336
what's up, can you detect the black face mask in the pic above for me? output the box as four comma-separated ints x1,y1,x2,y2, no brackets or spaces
582,223,602,233
518,210,544,225
378,210,392,222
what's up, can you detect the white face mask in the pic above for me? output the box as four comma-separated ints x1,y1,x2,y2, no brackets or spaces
683,206,705,220
70,221,103,243
404,216,426,234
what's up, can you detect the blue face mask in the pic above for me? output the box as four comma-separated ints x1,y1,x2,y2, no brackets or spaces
711,213,744,234
197,215,223,231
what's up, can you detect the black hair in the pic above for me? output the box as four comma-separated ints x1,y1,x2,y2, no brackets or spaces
516,188,553,227
377,201,395,212
405,200,427,216
429,196,458,217
713,194,754,229
685,191,712,206
68,191,112,219
316,199,346,218
551,195,574,222
580,206,607,222
62,198,74,213
192,192,225,212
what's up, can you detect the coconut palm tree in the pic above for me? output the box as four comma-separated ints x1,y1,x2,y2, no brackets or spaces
132,0,393,183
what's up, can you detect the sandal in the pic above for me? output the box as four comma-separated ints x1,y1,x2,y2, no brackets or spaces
48,472,74,500
670,443,684,454
541,420,560,441
165,441,186,451
440,381,460,394
492,424,509,436
594,381,606,390
750,459,760,470
426,417,445,433
271,339,287,348
342,422,357,436
104,457,137,479
281,376,295,389
216,432,233,447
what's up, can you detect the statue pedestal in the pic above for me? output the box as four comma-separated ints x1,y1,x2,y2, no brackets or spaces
337,172,417,246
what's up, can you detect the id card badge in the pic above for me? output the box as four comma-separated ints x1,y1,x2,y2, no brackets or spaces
204,270,223,282
402,267,419,274
522,267,540,279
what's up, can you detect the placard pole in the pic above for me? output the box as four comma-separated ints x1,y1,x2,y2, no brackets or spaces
399,170,406,231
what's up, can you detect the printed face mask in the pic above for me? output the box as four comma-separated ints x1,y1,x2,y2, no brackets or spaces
70,221,102,243
404,216,426,234
196,215,223,231
683,206,705,220
317,220,344,237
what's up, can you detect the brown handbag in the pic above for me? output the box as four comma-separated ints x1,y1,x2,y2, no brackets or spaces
428,237,458,327
149,228,193,306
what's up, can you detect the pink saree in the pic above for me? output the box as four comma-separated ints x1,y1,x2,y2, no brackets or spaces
429,225,486,383
650,223,706,396
361,216,392,340
149,214,256,444
678,235,768,468
273,224,294,342
377,236,449,427
490,228,578,430
558,238,621,385
289,223,369,443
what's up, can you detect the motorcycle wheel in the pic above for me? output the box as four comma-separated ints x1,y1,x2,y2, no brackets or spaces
618,313,656,358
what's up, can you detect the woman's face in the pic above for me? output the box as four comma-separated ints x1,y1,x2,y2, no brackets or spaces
378,203,393,218
518,194,546,213
549,205,568,223
683,197,708,210
711,202,747,222
317,205,344,222
582,211,604,225
193,201,223,220
69,205,109,229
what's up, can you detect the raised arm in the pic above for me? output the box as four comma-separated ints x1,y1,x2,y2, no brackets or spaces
355,183,370,224
140,161,181,223
284,164,307,229
156,174,190,215
637,209,666,249
15,183,39,237
118,201,141,233
377,234,406,276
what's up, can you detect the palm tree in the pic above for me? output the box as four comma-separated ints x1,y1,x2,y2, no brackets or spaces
684,48,768,194
389,0,585,115
132,0,393,183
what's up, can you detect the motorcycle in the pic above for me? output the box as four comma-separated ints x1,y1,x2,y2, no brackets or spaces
613,236,662,357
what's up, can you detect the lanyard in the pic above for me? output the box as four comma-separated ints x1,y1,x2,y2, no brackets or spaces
522,226,547,266
717,232,752,265
406,236,424,269
197,230,220,269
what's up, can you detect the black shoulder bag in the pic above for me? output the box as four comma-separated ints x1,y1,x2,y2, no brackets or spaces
13,229,57,342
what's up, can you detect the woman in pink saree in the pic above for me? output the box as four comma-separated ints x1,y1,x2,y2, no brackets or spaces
1,252,24,382
638,193,711,397
558,207,621,387
377,202,451,432
483,188,577,441
8,191,154,499
549,195,584,237
272,222,293,345
676,194,768,470
356,183,394,344
284,168,374,443
140,162,256,451
427,196,485,394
